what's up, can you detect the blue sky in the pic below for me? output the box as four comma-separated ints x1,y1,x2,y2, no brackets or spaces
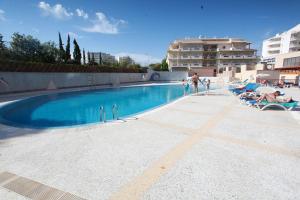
0,0,300,65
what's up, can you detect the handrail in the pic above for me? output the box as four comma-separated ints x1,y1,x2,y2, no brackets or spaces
99,106,106,122
112,104,119,120
0,77,9,87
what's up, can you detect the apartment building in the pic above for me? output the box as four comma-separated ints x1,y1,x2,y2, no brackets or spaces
167,38,258,76
273,51,300,84
118,56,135,65
262,24,300,66
87,52,117,65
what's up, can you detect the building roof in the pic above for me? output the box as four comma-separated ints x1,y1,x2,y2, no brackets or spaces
265,24,300,41
172,38,251,44
275,66,300,70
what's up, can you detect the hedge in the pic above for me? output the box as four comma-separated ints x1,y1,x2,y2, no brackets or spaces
0,60,147,73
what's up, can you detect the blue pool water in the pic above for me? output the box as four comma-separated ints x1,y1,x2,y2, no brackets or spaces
0,84,197,128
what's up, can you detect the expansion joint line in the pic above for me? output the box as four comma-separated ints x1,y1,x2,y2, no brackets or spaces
109,102,234,200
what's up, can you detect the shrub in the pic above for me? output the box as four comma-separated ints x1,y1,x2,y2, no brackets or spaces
0,60,146,73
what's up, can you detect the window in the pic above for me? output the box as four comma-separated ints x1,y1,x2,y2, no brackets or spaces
283,56,300,67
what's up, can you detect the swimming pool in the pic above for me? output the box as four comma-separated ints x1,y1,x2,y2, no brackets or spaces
0,84,200,128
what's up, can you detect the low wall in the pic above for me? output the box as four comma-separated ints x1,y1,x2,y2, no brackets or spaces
156,71,188,81
0,72,149,94
0,71,188,94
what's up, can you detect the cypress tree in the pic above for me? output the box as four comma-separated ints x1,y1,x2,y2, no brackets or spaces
83,48,86,65
65,34,71,62
0,34,5,50
91,53,95,64
87,51,90,64
73,39,81,64
99,53,102,65
58,32,65,62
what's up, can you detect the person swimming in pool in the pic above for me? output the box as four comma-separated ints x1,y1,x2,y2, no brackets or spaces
182,79,190,95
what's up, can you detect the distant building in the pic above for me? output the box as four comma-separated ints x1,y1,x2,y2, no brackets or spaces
118,56,134,66
262,24,300,66
230,52,300,85
273,51,300,84
87,52,116,65
167,38,258,76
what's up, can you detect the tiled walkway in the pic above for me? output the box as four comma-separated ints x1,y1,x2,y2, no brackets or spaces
0,88,299,200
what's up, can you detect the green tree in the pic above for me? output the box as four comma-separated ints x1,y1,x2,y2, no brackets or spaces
65,34,71,62
58,32,65,62
73,39,81,64
161,58,169,71
87,51,90,64
0,33,7,59
149,63,161,71
0,33,5,51
40,41,59,63
82,48,86,64
99,53,102,65
10,32,42,62
91,53,95,64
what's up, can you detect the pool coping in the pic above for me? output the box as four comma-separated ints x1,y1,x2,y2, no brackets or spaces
0,81,180,103
0,82,200,131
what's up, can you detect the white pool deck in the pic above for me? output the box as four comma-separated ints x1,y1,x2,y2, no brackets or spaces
0,87,300,200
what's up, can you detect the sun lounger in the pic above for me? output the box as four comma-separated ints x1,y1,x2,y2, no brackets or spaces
246,99,298,111
230,83,260,95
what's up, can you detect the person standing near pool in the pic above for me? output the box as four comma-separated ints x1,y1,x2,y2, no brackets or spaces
191,73,199,93
206,79,211,94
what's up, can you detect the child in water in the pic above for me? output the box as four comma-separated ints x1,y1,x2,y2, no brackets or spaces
182,79,190,95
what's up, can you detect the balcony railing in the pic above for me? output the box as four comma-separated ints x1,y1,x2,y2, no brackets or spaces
169,56,203,59
289,43,300,48
219,55,258,59
290,36,300,41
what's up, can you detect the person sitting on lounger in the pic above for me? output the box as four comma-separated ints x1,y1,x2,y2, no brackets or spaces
256,91,293,103
239,92,257,100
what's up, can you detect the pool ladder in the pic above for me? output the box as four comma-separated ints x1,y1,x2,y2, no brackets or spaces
99,106,106,122
112,104,119,120
99,104,119,123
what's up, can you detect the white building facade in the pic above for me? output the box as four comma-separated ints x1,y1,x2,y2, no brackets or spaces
87,52,117,65
167,38,258,76
262,24,300,65
118,56,135,65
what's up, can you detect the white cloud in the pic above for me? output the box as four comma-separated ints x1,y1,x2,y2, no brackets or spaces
38,1,73,20
115,52,161,66
0,9,5,21
76,9,88,19
81,12,126,34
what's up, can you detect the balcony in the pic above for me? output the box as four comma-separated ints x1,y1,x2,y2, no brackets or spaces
290,36,300,42
218,48,256,52
169,55,203,60
219,55,258,59
267,50,280,54
289,42,300,48
168,47,204,52
268,44,281,48
203,48,217,52
269,37,281,42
